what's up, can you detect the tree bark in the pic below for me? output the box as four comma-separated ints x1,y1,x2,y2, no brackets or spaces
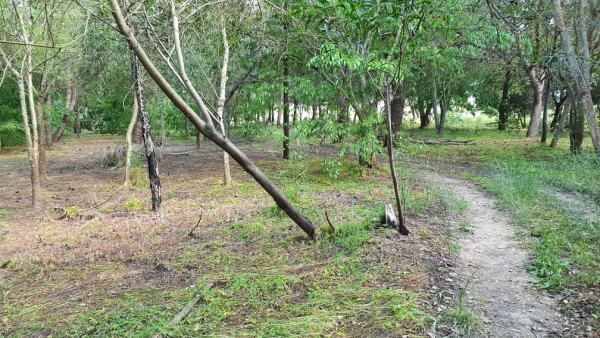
283,58,290,160
131,47,161,211
110,0,316,237
524,63,544,137
124,95,139,186
53,86,77,142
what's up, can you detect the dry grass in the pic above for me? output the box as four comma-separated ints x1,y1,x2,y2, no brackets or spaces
0,134,457,337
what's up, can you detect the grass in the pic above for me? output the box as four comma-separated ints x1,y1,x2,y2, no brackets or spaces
406,115,600,329
1,137,465,337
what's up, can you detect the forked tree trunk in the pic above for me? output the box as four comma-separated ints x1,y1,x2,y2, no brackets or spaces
124,96,139,186
131,49,161,211
110,1,316,237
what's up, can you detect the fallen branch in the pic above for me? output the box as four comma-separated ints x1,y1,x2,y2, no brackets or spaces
188,210,203,237
152,282,214,338
324,211,335,233
166,151,189,156
422,139,475,146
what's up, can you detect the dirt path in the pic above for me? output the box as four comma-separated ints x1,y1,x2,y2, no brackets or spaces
426,171,566,337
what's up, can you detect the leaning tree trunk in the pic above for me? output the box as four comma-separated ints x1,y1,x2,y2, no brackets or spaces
131,49,161,211
110,0,316,237
525,63,545,137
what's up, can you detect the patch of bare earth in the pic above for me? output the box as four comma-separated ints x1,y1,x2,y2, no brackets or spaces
425,171,567,337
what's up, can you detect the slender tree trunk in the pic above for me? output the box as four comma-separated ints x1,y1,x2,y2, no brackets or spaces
124,96,139,186
283,60,290,159
312,104,317,120
550,91,567,131
570,95,584,154
131,48,161,211
185,118,190,137
525,64,544,137
551,96,570,148
217,19,232,186
498,69,511,130
541,77,551,143
432,79,440,134
385,84,409,235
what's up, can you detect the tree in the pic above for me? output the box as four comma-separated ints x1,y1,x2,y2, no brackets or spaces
109,0,316,237
552,0,600,155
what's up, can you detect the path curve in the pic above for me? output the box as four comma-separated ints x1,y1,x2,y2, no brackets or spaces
428,172,565,337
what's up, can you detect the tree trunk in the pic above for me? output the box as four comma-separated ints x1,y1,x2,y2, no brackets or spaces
283,59,290,160
432,79,440,134
550,91,568,131
384,84,409,235
550,96,570,148
390,81,405,135
124,95,139,186
312,104,317,120
541,77,551,143
570,97,584,154
131,49,161,211
185,118,190,137
111,0,316,237
525,63,544,137
498,69,511,130
53,86,77,142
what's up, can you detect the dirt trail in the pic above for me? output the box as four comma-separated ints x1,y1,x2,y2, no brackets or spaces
426,171,566,337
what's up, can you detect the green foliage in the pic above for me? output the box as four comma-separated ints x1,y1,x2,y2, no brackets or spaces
322,157,342,179
124,198,144,212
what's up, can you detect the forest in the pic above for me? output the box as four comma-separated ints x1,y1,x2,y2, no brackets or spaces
1,0,599,336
